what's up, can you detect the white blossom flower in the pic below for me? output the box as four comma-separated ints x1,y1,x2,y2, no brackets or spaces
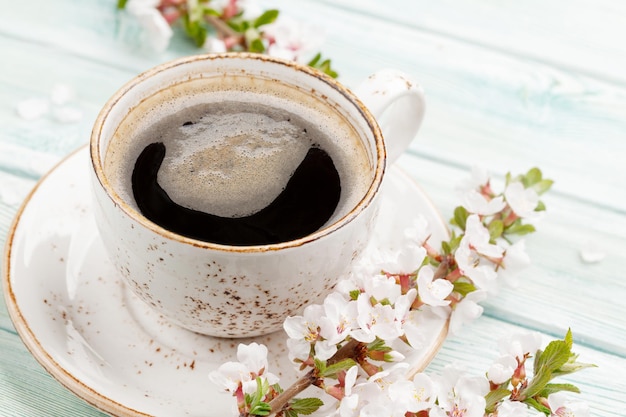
208,342,278,395
352,293,401,343
497,399,540,417
455,237,498,292
548,392,590,417
264,16,324,63
212,0,262,19
388,372,436,412
417,265,453,306
335,366,361,417
497,239,531,286
433,367,489,417
403,214,431,246
401,306,445,350
449,290,486,335
318,292,357,345
286,335,311,363
462,189,506,215
504,181,541,220
456,165,490,194
361,273,402,304
487,354,517,384
284,304,337,360
335,366,398,417
351,289,416,343
379,243,427,276
499,331,542,360
203,36,227,53
126,0,173,52
337,392,359,417
464,214,504,258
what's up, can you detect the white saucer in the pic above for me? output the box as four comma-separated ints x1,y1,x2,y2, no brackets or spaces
3,147,449,417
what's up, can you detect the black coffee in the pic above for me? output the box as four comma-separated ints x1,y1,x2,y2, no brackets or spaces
104,79,373,246
131,141,341,245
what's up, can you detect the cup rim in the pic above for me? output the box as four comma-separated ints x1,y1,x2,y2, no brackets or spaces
90,52,386,253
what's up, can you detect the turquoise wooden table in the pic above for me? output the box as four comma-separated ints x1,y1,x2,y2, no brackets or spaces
1,1,625,416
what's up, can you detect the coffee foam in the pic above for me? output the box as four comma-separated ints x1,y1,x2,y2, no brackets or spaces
105,76,373,224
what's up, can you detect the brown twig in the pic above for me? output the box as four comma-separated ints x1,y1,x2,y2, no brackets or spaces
267,339,362,415
205,14,239,39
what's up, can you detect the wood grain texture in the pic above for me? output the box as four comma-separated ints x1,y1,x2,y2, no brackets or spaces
0,0,624,415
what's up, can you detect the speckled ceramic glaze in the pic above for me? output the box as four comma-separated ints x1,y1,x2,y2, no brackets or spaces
90,53,425,337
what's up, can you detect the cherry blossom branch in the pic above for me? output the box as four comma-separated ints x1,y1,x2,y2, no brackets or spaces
119,0,339,78
209,167,594,416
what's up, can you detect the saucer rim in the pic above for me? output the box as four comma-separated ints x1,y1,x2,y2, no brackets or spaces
2,145,449,417
2,146,153,417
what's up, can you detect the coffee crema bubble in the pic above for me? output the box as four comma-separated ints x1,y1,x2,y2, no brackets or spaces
104,77,373,245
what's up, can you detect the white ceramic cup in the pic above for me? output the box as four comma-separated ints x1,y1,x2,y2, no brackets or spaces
90,53,425,337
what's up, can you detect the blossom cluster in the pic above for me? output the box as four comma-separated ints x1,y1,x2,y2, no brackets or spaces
210,331,592,417
119,0,338,77
209,168,593,416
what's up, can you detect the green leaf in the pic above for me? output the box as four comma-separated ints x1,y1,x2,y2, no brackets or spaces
524,167,543,186
249,37,266,53
307,54,339,78
203,7,221,17
521,369,552,400
285,410,298,417
505,172,512,186
535,200,546,212
227,18,249,33
523,334,574,400
368,338,389,351
117,0,128,9
307,53,322,67
533,179,554,195
453,280,476,297
535,338,571,375
321,359,357,378
539,383,581,397
183,16,208,47
484,387,512,413
290,397,324,415
349,290,360,300
254,9,279,28
249,403,271,416
441,240,451,255
564,328,573,349
452,206,469,231
505,221,536,236
552,339,597,377
449,233,463,253
318,59,338,78
488,220,504,241
524,398,552,415
247,378,272,415
314,358,326,375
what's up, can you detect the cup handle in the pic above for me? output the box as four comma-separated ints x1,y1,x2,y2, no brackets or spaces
354,69,426,165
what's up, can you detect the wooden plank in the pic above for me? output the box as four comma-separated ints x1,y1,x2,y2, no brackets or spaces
0,329,108,416
285,0,626,85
